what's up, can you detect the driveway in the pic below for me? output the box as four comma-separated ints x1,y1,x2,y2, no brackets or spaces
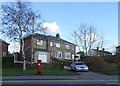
74,72,118,80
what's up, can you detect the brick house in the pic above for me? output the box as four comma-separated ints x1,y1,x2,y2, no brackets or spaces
0,39,9,57
89,47,112,56
23,33,76,63
116,46,120,52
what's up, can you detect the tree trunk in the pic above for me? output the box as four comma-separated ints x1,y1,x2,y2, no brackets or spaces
22,37,26,71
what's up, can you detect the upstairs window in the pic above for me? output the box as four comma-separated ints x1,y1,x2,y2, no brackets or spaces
56,43,60,48
66,45,70,49
72,46,74,50
50,42,53,46
37,39,43,45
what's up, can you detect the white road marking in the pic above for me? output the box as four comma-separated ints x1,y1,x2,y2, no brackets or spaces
106,83,119,84
2,79,118,82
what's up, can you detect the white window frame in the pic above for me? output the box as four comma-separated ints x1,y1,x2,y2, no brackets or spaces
66,45,70,49
3,52,6,56
56,51,62,58
56,43,60,48
72,46,74,50
37,39,43,45
50,41,53,46
64,52,71,59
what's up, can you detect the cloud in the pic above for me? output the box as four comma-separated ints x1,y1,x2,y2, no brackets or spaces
8,42,20,53
40,22,60,32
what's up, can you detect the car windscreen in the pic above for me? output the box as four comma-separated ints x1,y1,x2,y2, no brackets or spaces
75,63,84,65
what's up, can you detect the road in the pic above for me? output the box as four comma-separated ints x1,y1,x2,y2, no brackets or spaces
2,79,119,84
2,72,119,85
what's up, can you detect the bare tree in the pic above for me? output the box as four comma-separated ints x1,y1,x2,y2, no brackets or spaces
1,1,44,71
72,23,102,55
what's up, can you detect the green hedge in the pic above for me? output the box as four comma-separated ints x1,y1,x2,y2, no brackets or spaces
83,56,109,70
53,60,73,67
2,56,22,68
2,56,13,63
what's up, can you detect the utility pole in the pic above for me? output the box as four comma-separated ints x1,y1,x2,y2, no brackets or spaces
32,15,34,34
31,15,34,67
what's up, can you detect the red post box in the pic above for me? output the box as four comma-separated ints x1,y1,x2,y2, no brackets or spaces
36,60,42,75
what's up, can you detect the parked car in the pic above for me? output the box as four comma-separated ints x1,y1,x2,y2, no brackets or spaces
71,62,89,72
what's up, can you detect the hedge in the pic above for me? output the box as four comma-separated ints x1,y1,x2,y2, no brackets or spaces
83,56,109,70
2,56,22,68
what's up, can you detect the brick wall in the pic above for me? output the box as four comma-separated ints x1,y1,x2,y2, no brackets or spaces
0,42,9,57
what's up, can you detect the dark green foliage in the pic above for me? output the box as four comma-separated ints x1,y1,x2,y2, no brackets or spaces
44,62,60,68
55,60,73,67
2,56,22,68
2,56,13,63
83,56,109,70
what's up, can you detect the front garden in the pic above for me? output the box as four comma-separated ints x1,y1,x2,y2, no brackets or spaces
2,56,77,76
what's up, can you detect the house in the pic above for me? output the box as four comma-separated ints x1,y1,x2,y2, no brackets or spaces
76,51,85,61
0,39,9,57
89,47,112,56
116,46,120,52
20,33,76,63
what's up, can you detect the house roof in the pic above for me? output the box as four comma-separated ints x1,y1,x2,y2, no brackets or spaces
76,51,84,54
92,49,112,54
47,35,76,45
0,39,9,45
116,46,120,48
27,33,76,46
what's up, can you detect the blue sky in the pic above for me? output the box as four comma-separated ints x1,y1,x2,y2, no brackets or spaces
0,2,118,53
31,2,118,52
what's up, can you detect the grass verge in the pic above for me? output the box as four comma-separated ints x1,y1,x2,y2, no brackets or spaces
2,67,78,76
91,63,119,75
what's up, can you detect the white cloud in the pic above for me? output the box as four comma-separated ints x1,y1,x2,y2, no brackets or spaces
8,42,20,53
40,22,60,32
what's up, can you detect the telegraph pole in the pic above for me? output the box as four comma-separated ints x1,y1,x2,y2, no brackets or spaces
31,15,34,67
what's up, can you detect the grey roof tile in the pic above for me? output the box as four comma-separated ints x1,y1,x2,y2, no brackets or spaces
30,33,76,45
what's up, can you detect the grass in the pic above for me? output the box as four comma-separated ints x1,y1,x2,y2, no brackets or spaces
91,63,119,75
2,67,78,76
92,68,119,75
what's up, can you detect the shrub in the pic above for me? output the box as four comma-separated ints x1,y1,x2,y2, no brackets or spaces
2,56,22,68
84,56,109,70
42,63,60,69
55,60,73,67
2,56,14,63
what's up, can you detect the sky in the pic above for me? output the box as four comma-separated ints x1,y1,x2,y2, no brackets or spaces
0,1,118,53
31,2,118,53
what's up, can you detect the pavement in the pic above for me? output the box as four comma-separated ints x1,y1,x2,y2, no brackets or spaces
2,72,119,81
2,75,78,80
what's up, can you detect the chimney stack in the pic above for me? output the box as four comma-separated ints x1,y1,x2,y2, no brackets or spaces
97,47,99,50
97,47,99,56
56,33,60,38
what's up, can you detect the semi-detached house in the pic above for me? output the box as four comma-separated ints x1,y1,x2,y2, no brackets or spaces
24,33,76,63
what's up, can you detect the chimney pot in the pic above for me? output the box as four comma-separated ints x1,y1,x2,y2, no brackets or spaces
97,47,99,50
56,33,60,38
102,48,104,51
